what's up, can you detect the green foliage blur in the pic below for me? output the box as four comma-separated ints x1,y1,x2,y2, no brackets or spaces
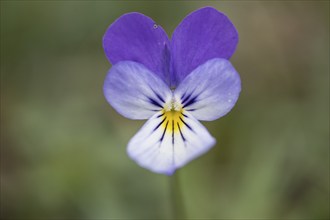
1,1,329,219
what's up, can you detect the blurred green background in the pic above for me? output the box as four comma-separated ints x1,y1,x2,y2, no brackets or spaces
1,1,329,219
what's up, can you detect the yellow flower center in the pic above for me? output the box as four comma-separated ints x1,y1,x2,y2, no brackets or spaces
161,98,185,133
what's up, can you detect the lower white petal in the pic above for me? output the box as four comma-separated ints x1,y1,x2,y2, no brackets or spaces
127,111,216,175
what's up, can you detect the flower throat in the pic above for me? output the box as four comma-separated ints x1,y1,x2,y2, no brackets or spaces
161,98,185,133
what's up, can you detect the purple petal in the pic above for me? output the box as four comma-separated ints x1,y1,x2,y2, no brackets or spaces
103,13,171,85
174,58,241,121
170,7,239,86
103,61,172,120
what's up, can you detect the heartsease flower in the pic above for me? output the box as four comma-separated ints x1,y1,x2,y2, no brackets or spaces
103,7,241,175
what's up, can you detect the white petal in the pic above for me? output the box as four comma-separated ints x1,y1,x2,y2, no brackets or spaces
103,61,172,120
174,58,241,121
127,111,216,175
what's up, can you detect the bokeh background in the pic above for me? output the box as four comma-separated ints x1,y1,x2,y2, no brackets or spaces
1,1,329,219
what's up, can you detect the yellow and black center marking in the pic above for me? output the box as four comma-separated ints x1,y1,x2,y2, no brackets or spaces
162,110,184,133
154,110,193,143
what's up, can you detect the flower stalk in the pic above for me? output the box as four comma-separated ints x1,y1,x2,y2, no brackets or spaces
170,171,186,219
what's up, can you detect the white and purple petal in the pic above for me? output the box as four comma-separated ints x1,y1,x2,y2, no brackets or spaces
170,7,239,86
174,58,241,121
103,13,171,85
127,111,215,175
103,61,172,120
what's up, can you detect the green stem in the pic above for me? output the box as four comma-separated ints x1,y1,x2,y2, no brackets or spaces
170,171,186,219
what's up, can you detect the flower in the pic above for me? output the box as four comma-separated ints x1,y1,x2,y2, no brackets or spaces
103,7,241,175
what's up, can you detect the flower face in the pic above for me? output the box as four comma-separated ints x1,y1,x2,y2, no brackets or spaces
103,7,241,175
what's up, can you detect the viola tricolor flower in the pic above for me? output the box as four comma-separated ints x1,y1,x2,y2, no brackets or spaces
103,7,241,175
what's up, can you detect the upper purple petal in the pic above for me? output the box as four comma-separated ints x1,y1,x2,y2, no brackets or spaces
170,7,239,86
103,13,171,85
